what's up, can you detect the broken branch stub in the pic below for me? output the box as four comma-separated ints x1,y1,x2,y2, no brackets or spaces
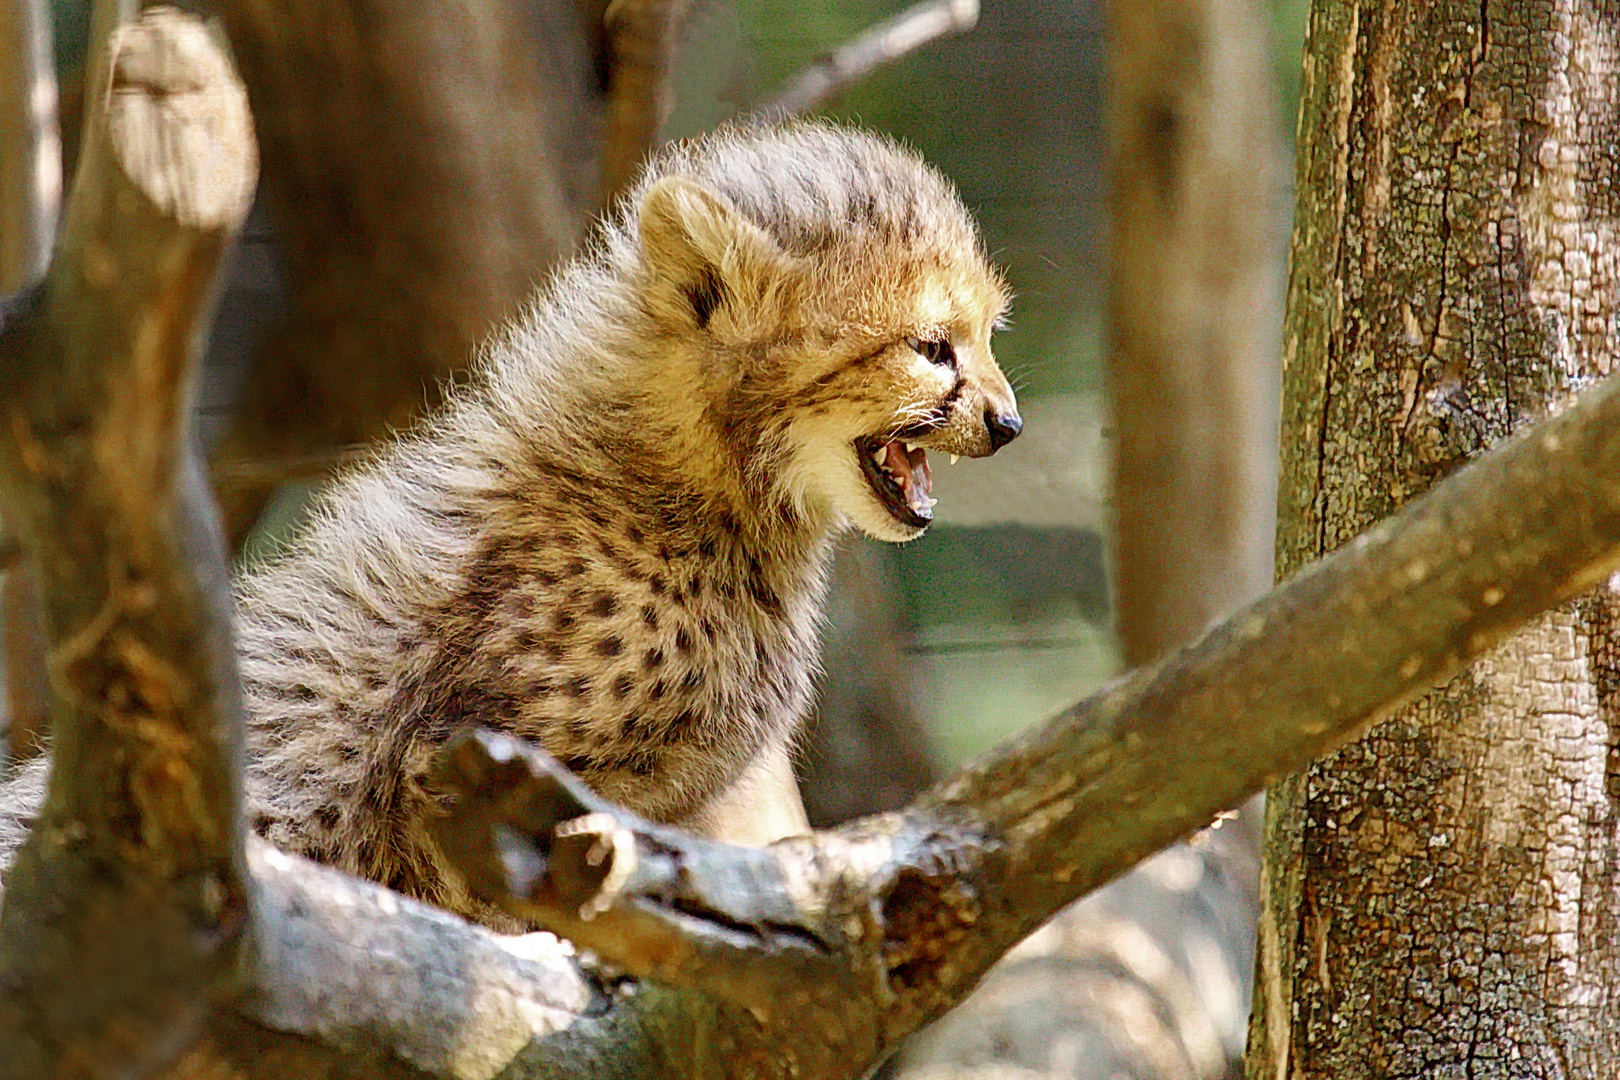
0,7,256,1075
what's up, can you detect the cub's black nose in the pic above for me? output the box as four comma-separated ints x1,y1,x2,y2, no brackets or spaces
985,407,1023,451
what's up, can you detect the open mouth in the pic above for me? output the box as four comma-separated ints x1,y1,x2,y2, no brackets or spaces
856,436,934,529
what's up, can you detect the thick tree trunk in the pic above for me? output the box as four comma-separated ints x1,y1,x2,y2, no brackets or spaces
206,0,610,542
1250,1,1620,1075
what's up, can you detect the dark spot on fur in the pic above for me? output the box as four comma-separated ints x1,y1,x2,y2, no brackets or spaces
650,679,669,701
339,744,360,762
698,538,717,559
675,626,693,654
626,523,645,545
567,675,593,699
519,629,544,651
671,708,700,734
682,669,703,692
597,636,624,658
562,754,594,775
585,507,608,527
591,593,618,618
643,647,664,670
755,639,770,668
534,570,558,587
719,581,737,600
543,640,567,662
642,604,659,629
700,618,717,642
252,812,274,834
565,558,588,577
688,577,704,600
612,673,635,699
629,753,657,777
316,804,341,830
293,684,316,702
553,610,576,631
648,574,667,596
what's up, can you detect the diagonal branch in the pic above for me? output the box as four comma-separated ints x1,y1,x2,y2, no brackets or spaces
0,6,257,1074
430,363,1620,1075
761,0,980,117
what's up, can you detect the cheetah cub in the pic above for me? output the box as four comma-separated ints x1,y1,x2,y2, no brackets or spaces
97,123,1022,923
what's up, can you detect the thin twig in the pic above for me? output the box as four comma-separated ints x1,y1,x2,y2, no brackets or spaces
762,0,980,117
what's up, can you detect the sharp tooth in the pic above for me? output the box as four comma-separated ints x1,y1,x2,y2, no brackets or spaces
872,448,886,465
949,454,959,465
928,497,938,507
902,441,916,453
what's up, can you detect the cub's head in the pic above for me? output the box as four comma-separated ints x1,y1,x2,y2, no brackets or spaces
631,122,1020,542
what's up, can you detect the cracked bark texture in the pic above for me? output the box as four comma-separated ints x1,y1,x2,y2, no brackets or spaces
1251,1,1620,1076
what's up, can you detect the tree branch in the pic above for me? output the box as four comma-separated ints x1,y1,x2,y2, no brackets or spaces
761,0,980,117
599,0,692,205
0,0,60,297
427,364,1620,1076
0,6,256,1074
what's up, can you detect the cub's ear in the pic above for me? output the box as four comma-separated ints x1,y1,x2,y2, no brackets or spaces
637,176,790,335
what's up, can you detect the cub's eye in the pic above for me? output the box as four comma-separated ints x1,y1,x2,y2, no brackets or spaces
904,336,956,369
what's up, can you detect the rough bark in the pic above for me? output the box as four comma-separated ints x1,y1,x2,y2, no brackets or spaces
0,6,257,1074
1249,1,1620,1075
206,0,612,542
1104,0,1283,668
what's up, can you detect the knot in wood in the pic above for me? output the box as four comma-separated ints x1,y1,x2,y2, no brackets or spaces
879,866,980,991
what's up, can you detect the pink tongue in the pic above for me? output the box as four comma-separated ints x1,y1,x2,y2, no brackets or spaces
883,441,932,509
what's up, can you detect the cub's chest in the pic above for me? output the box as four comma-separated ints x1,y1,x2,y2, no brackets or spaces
416,529,823,814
